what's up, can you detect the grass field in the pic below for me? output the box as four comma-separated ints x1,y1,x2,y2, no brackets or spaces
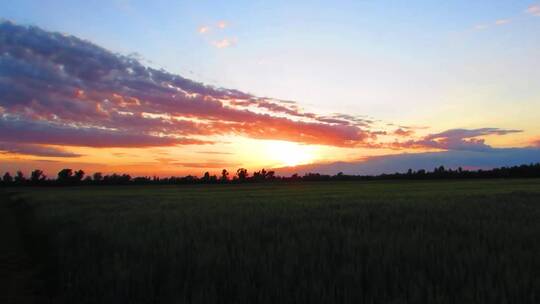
3,179,540,303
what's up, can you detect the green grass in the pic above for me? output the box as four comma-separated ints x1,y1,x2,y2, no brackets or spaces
4,179,540,303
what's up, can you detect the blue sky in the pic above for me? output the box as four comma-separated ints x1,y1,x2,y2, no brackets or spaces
3,1,539,111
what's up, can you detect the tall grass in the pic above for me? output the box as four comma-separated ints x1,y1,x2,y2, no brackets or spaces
7,179,540,303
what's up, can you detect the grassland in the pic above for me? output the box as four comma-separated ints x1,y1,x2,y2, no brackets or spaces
3,179,540,303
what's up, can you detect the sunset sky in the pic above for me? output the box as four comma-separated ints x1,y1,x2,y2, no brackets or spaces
1,0,540,177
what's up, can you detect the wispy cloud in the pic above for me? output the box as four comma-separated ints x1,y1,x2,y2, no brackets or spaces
175,161,240,168
197,151,234,155
393,128,414,137
217,21,227,29
526,4,540,16
390,128,522,152
212,37,237,48
495,19,511,25
0,142,81,158
198,26,210,34
473,24,489,31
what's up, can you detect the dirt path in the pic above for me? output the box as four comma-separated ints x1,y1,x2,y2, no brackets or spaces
0,192,42,304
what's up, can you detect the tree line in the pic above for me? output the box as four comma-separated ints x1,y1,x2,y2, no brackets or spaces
1,163,540,186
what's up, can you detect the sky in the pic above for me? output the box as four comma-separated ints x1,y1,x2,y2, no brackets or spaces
1,0,540,177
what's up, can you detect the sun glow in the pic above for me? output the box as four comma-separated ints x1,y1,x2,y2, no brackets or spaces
263,141,316,167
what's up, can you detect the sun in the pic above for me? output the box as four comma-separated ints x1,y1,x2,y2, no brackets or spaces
264,141,316,167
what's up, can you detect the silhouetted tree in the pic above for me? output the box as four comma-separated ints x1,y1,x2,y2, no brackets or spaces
74,170,85,182
202,171,211,183
266,170,276,180
236,168,248,181
3,172,13,184
3,162,540,187
221,169,229,181
253,170,264,181
58,168,73,182
251,168,276,182
93,172,103,182
30,169,46,183
102,173,132,184
14,171,26,183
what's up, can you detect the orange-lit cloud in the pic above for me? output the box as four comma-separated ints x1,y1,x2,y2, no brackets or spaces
175,161,240,168
393,128,414,137
0,22,384,155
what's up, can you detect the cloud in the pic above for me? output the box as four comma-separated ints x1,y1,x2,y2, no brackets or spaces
526,4,540,16
198,26,210,34
0,142,81,157
0,22,527,154
275,148,540,176
474,24,489,31
0,116,209,147
197,151,234,155
217,21,227,29
212,37,237,48
393,128,414,137
495,19,511,25
174,161,240,168
391,128,522,151
0,22,384,148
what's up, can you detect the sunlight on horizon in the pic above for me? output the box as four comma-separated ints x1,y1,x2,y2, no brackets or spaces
262,140,317,167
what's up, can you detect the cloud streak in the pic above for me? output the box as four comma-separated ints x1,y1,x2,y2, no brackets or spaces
0,116,209,147
217,21,227,29
0,142,81,157
495,19,511,25
212,37,236,48
526,4,540,16
198,26,210,34
391,128,522,151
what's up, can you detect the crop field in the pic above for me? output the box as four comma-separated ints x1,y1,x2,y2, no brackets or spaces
3,179,540,303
